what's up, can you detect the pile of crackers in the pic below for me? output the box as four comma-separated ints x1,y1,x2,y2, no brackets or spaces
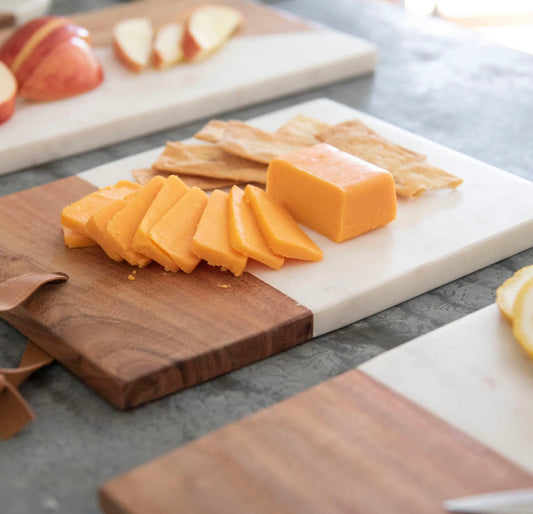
134,114,462,198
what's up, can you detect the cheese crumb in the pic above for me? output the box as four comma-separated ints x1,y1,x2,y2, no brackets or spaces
217,284,230,289
128,274,136,281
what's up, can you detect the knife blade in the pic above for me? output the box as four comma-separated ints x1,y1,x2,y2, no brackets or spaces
444,488,533,514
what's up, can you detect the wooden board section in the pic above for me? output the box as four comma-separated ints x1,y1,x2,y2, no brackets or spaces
99,370,533,514
0,177,312,408
362,303,533,475
0,0,377,175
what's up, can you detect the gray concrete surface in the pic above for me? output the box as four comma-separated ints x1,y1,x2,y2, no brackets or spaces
1,1,533,513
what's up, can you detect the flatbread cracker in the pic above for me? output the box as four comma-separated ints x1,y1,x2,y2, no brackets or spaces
153,142,267,183
217,120,312,164
322,133,424,172
194,120,228,143
393,162,463,198
318,120,425,161
133,168,239,190
276,114,332,143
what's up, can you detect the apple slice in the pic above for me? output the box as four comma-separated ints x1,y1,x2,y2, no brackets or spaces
182,5,243,62
19,37,103,101
0,61,17,124
113,17,153,72
152,22,184,69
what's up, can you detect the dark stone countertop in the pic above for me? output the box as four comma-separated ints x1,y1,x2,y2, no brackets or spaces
1,1,533,513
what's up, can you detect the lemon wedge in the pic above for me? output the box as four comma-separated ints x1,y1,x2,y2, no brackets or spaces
496,265,533,322
512,276,533,358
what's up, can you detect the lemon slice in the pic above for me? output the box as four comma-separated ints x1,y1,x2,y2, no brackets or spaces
512,276,533,358
496,265,533,322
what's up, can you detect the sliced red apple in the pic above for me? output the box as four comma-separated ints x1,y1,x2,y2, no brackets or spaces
113,17,153,72
19,37,103,101
0,61,17,124
152,22,184,69
182,5,243,62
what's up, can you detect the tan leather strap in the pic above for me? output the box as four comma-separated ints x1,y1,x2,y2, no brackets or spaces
0,271,68,439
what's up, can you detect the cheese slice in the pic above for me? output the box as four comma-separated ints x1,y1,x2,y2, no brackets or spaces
132,175,189,272
86,198,131,262
106,176,166,267
62,227,98,249
191,189,248,276
150,187,208,273
228,186,284,270
266,143,397,242
244,185,322,262
61,180,140,236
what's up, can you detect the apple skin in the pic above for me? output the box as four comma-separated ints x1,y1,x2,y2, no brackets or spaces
0,16,61,70
14,23,91,87
0,62,17,124
19,37,103,102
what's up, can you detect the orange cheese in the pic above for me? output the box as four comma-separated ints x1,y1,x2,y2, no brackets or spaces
191,189,248,276
106,176,166,267
61,180,140,235
132,175,189,272
266,143,397,242
228,186,284,270
150,187,208,273
62,227,98,249
85,198,130,262
244,185,322,262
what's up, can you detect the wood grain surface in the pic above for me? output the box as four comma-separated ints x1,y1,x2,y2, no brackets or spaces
100,370,533,514
0,176,312,408
0,0,312,47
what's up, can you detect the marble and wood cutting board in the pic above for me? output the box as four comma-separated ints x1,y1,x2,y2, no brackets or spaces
99,304,533,513
0,0,377,175
2,98,533,408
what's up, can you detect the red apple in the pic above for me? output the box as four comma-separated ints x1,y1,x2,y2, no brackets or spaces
0,61,17,124
14,22,91,87
182,5,243,62
0,16,64,70
152,22,184,69
112,17,153,72
19,36,103,101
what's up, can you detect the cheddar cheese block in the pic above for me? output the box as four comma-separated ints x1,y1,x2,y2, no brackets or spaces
244,185,322,262
61,180,140,236
132,175,189,272
106,176,167,267
150,187,208,273
191,190,248,276
266,143,397,243
228,186,284,270
62,227,98,249
86,199,131,262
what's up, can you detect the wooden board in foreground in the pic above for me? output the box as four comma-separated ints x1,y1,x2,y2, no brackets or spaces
100,370,533,513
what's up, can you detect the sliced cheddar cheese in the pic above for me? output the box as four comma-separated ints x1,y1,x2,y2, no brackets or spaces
150,187,208,273
62,227,98,249
132,175,189,272
244,185,322,262
191,189,248,276
86,198,130,262
266,143,397,243
228,186,284,270
61,180,140,236
106,176,166,267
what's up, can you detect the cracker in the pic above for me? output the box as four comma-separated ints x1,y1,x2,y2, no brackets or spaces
393,162,463,198
133,167,239,190
194,120,228,143
322,133,424,172
152,142,267,183
276,114,332,143
317,119,425,161
217,120,312,164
